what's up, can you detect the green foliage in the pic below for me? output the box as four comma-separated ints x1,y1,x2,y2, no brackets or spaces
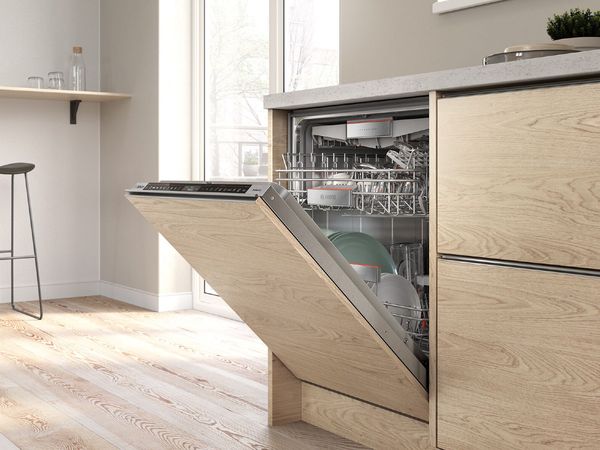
547,8,600,40
243,154,259,165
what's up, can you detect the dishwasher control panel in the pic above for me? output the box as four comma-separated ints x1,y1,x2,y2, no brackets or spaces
127,181,282,199
143,182,252,194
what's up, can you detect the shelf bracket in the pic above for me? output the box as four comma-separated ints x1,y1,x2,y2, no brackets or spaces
70,100,82,124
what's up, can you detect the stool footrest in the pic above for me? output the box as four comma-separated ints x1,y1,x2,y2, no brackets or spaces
0,250,11,253
0,255,35,261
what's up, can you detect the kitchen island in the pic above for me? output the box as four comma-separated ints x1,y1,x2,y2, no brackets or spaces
264,51,600,450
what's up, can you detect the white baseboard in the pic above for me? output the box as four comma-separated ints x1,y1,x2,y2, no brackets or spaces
0,281,100,303
0,279,192,313
156,291,194,312
99,281,192,312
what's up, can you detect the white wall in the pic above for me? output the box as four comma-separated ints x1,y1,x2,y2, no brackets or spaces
100,0,193,311
340,0,600,83
0,0,100,302
100,0,161,305
0,0,99,90
0,0,192,310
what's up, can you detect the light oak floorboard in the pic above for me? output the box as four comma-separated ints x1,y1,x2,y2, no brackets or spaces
0,297,366,450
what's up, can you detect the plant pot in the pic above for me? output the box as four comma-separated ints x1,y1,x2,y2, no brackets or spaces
554,37,600,51
242,164,259,177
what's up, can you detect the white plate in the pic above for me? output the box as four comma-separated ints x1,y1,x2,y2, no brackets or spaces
376,273,421,319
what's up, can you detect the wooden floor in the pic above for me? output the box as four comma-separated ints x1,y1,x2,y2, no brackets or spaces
0,297,366,450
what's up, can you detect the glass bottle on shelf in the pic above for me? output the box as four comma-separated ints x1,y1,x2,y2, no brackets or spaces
70,46,86,91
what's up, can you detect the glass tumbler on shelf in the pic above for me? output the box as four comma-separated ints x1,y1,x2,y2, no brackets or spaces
27,76,44,89
47,72,65,90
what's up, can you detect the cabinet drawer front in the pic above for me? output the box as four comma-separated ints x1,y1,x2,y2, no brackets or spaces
437,83,600,270
437,259,600,450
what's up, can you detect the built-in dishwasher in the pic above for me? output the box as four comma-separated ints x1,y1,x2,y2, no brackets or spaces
279,97,430,347
127,96,431,421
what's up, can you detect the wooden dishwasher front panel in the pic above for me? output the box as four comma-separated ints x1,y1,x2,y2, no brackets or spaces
128,195,429,421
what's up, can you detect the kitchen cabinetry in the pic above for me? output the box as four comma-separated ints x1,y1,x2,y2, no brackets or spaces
436,260,600,449
437,83,600,270
432,81,600,449
133,74,600,448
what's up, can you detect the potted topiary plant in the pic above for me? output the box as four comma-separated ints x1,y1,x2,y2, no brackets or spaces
547,8,600,50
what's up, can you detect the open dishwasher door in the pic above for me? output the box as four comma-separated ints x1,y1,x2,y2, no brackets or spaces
127,181,428,421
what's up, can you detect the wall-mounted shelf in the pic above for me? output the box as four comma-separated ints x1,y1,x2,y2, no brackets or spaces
0,86,131,124
432,0,505,14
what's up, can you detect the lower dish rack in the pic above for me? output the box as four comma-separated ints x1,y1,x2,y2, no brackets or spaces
352,263,429,358
383,296,429,358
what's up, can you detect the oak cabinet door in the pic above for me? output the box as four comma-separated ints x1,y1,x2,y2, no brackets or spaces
437,82,600,270
437,259,600,449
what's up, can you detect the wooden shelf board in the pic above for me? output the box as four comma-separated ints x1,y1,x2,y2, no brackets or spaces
0,86,130,102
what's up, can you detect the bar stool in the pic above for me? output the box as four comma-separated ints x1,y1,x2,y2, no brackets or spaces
0,163,42,320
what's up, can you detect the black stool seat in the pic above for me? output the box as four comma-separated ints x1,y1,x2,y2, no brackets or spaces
0,163,35,175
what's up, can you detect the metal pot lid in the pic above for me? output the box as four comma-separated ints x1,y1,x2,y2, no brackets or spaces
503,43,577,53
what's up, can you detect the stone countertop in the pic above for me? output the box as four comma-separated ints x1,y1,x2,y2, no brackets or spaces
264,50,600,110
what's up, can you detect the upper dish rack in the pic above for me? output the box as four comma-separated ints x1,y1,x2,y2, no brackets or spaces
276,141,429,216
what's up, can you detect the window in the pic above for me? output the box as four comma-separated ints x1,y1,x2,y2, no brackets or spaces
284,0,339,91
204,0,270,181
203,0,338,181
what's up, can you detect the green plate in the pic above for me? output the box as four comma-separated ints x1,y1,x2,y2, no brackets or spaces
328,231,397,275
